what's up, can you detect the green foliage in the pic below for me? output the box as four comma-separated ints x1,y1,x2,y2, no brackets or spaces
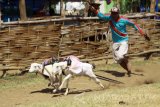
50,0,59,4
119,0,141,14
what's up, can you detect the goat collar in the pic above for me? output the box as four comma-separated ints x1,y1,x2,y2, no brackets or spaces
37,65,44,74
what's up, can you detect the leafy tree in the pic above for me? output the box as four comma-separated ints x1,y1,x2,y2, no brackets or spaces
119,0,141,14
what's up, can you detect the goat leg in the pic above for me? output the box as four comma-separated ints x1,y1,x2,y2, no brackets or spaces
64,79,69,95
59,74,72,91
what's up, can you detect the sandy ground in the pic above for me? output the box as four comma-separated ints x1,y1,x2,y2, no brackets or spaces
0,58,160,107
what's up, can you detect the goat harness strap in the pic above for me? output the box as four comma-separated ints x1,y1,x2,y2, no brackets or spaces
109,20,127,37
67,59,72,66
38,66,52,77
42,65,45,74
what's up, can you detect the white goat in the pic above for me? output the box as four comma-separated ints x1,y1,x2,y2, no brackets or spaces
29,63,63,92
52,56,105,95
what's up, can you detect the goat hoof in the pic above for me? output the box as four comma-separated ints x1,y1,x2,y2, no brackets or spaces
48,83,51,87
58,87,62,90
52,89,57,93
64,88,69,96
102,86,105,89
64,92,68,96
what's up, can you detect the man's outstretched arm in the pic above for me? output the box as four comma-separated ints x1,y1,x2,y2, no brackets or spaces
89,6,110,21
125,18,150,41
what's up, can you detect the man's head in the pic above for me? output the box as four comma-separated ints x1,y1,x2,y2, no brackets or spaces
110,7,119,13
110,7,120,21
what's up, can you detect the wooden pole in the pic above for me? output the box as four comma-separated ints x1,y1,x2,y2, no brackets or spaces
84,1,89,17
0,7,2,25
150,0,156,13
19,0,27,21
1,13,156,25
60,0,65,17
81,49,160,62
116,0,120,9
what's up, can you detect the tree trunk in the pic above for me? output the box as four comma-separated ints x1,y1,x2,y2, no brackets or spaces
19,0,27,21
150,0,156,13
0,8,2,24
60,0,65,17
84,2,89,17
84,0,95,17
116,0,120,9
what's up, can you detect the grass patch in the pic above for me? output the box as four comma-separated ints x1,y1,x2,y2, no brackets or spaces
95,58,160,72
1,59,160,107
0,73,48,90
18,82,160,107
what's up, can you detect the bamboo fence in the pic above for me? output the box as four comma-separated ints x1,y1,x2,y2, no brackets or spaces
0,13,159,77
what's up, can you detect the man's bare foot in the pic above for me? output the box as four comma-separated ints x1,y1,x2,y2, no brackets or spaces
127,71,131,77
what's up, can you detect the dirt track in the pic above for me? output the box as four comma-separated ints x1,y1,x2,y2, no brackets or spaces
0,58,160,107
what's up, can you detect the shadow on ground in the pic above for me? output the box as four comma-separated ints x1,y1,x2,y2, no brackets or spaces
100,70,126,77
100,70,144,77
96,74,124,84
30,88,93,97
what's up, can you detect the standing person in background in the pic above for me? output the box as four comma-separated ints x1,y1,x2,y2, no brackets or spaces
90,6,150,77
